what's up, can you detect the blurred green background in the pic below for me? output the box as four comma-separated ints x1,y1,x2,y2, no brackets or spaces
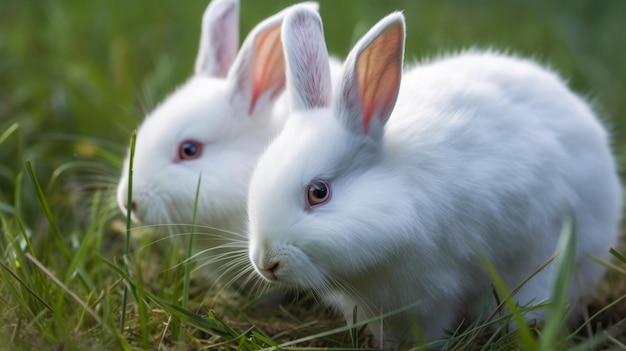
1,0,625,210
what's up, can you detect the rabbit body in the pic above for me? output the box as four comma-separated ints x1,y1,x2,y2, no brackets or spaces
248,9,622,347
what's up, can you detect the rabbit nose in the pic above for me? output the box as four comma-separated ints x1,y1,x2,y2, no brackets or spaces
267,261,280,275
257,253,281,281
260,260,280,281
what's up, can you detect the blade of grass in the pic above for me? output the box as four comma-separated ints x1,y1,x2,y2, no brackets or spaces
538,217,575,350
588,254,626,275
121,130,137,333
178,173,202,340
0,122,19,145
25,161,72,261
249,331,281,349
66,231,99,292
609,247,626,265
133,249,150,348
570,293,626,339
478,254,538,350
13,171,35,256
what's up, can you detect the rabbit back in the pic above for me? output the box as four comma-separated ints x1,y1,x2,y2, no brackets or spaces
384,50,621,305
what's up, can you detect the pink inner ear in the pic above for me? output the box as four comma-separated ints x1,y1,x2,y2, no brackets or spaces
356,23,403,133
248,24,286,115
360,76,399,131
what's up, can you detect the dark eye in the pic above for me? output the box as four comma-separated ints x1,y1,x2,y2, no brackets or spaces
177,140,203,161
305,179,331,210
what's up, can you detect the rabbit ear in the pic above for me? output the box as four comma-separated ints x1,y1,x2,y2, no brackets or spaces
337,13,405,138
227,3,319,117
194,0,239,77
282,7,332,111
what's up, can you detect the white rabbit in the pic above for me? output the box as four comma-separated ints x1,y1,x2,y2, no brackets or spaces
116,0,341,286
247,7,622,348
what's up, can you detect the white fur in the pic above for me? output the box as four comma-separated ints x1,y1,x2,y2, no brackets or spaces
195,0,239,77
117,1,342,285
248,8,622,348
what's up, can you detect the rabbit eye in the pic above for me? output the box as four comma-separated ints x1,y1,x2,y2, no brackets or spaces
178,140,203,161
305,179,331,210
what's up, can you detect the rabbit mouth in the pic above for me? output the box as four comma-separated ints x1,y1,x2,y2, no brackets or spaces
251,242,325,288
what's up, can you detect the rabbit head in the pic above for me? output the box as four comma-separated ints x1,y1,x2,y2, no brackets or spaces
117,1,321,233
248,7,405,292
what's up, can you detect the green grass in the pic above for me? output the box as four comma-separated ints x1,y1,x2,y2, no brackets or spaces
2,0,626,349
